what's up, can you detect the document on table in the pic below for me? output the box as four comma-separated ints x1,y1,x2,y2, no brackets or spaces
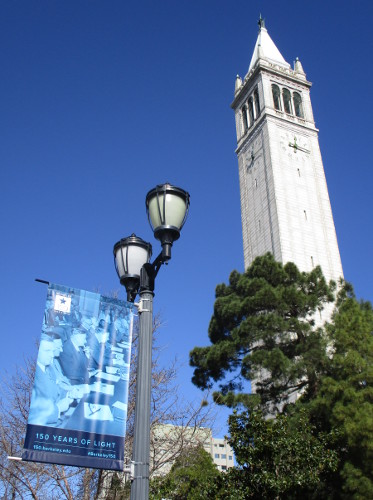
117,342,130,349
113,359,125,366
90,382,115,396
112,401,127,411
84,403,113,421
95,371,120,382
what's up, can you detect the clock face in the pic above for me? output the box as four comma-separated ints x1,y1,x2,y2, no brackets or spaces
279,132,311,172
280,132,309,155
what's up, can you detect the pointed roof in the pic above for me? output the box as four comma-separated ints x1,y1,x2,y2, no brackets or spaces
248,17,290,73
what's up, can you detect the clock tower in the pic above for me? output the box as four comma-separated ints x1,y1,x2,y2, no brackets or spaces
232,18,343,286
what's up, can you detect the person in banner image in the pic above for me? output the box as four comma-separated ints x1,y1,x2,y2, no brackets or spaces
47,331,90,401
114,309,131,344
28,338,75,425
67,299,82,327
44,296,63,329
58,329,91,385
88,320,114,370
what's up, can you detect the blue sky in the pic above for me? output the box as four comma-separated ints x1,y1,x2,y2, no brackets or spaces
1,1,372,435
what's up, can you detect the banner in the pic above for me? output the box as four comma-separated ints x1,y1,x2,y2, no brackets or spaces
22,283,133,470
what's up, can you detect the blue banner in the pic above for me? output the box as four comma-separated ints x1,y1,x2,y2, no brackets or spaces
22,283,133,470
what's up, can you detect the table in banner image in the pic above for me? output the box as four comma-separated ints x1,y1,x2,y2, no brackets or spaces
62,370,128,437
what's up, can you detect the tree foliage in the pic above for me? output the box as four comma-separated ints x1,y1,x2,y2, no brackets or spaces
87,262,371,500
225,409,338,499
149,445,222,500
190,253,335,413
305,293,373,499
190,254,373,498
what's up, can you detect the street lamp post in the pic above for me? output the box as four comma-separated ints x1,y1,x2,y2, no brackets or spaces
113,183,190,500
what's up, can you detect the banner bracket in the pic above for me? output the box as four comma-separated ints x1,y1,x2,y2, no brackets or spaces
130,460,150,480
134,299,150,314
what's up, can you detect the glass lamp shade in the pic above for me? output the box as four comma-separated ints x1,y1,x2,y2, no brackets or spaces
113,234,152,300
146,183,190,243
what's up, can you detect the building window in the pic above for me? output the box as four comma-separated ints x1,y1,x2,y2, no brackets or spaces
272,84,281,110
222,454,226,459
222,466,227,471
215,453,220,458
293,92,303,118
242,106,248,132
248,97,255,125
229,456,233,461
282,88,293,114
254,88,260,118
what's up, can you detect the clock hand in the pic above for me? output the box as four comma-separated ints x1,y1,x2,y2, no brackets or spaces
288,137,310,154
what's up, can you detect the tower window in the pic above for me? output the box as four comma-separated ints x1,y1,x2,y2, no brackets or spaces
272,84,281,110
242,106,248,132
282,88,293,114
293,92,304,118
254,89,260,118
248,97,255,125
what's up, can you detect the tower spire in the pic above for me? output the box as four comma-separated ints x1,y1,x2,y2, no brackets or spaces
258,14,265,30
248,18,289,73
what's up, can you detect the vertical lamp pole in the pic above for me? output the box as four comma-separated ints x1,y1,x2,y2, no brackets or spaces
113,183,190,500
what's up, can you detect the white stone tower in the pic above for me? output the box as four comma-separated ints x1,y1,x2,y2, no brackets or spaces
232,17,343,285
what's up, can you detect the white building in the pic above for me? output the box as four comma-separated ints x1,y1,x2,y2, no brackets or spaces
232,17,343,289
209,436,234,472
150,424,234,476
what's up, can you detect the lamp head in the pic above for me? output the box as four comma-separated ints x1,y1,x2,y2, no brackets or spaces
113,234,152,302
146,183,190,260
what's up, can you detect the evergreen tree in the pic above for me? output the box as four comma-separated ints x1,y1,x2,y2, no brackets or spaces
190,253,335,414
190,255,373,498
149,446,222,500
225,409,338,499
305,292,373,499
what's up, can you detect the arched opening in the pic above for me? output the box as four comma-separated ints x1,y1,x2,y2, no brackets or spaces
282,88,293,114
254,89,260,118
242,106,248,132
293,92,304,118
248,98,255,125
272,84,281,111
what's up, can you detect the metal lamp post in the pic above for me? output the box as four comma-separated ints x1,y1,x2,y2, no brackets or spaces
113,183,190,500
